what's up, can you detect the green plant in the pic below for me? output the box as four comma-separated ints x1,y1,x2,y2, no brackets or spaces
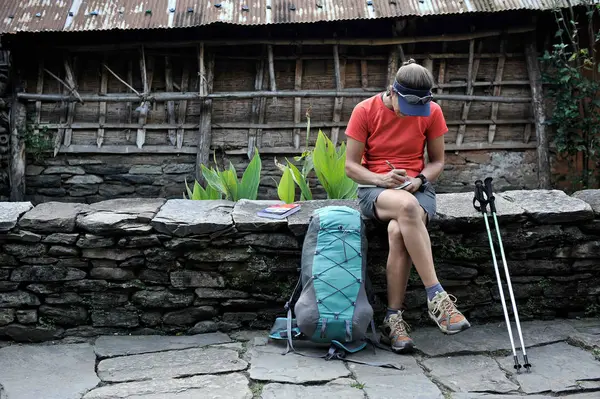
540,2,600,189
312,130,358,200
185,149,262,201
23,123,52,162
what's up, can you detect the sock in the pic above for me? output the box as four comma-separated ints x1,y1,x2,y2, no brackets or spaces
425,283,445,301
386,308,400,319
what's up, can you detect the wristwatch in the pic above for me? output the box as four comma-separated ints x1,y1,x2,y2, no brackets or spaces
416,174,428,192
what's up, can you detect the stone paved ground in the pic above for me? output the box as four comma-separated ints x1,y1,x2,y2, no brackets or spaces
1,319,599,399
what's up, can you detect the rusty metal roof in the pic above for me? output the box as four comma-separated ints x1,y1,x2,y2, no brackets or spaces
0,0,592,34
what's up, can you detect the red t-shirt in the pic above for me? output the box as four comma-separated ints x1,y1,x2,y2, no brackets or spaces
345,94,448,177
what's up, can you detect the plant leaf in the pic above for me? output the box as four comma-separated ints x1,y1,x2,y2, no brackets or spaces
201,165,228,197
239,148,262,200
288,160,312,201
277,166,296,204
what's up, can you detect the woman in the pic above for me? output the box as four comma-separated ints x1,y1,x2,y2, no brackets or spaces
344,59,470,354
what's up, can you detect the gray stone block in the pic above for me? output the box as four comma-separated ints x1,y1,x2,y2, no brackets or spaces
151,199,234,237
0,202,33,232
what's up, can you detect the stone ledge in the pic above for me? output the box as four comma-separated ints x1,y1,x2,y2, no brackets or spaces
0,189,597,237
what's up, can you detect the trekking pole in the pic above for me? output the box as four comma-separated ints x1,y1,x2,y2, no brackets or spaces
473,180,522,373
483,177,531,372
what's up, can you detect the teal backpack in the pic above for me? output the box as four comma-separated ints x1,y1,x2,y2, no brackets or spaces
269,205,401,369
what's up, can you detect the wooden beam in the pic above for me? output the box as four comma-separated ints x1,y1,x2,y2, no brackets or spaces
211,52,526,61
9,99,26,201
56,144,197,154
331,45,346,146
97,57,108,148
387,45,399,87
224,141,539,155
525,37,551,189
456,40,483,146
198,43,207,96
17,90,533,103
36,118,535,131
267,44,277,106
360,49,369,90
177,64,190,149
33,61,44,137
488,41,506,144
196,52,215,180
436,43,447,108
293,46,303,149
165,56,176,146
56,26,536,51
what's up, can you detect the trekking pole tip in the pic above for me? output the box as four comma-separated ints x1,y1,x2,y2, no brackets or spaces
523,354,532,372
513,355,522,373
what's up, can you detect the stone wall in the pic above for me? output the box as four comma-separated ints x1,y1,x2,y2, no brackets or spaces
23,149,540,205
1,189,599,342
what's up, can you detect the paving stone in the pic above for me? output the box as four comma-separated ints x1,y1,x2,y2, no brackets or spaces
568,333,600,350
497,342,600,394
0,343,99,399
97,347,247,382
151,199,234,237
83,373,252,399
411,320,578,356
347,350,444,399
249,342,351,383
451,395,548,399
423,355,519,394
261,378,364,399
94,331,231,357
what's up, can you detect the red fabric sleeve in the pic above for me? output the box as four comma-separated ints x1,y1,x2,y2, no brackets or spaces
345,104,369,143
426,104,448,140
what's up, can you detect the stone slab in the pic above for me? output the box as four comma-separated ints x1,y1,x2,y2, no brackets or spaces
83,372,252,399
500,189,594,223
88,198,166,219
261,378,364,399
411,320,578,357
232,199,288,232
249,342,351,383
97,347,247,382
568,333,600,351
435,191,525,226
151,199,234,237
423,355,519,393
572,189,600,215
77,212,151,234
94,331,232,357
18,202,90,233
345,350,443,399
286,200,361,236
497,342,600,394
0,202,33,232
451,395,548,399
0,343,99,399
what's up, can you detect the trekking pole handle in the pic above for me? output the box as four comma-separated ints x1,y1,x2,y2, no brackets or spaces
473,179,488,213
484,177,497,213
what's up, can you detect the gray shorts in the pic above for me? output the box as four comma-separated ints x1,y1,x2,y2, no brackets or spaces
357,183,437,224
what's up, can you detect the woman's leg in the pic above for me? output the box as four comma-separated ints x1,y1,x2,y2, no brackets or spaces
375,189,470,335
386,220,412,310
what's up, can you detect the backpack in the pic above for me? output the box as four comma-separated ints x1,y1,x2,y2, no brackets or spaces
269,205,402,369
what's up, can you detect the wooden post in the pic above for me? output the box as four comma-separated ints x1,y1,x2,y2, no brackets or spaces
165,56,176,146
488,41,506,144
9,98,27,201
137,46,153,148
525,37,551,189
177,65,190,149
33,61,44,136
126,60,133,141
267,44,277,105
293,46,303,149
248,58,265,158
196,52,215,181
436,43,447,108
455,40,483,146
97,57,108,148
360,48,369,89
387,46,399,87
331,45,346,146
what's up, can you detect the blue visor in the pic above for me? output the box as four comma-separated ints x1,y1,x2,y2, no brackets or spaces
392,82,433,117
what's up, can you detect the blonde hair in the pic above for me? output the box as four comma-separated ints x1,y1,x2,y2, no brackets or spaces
394,59,435,91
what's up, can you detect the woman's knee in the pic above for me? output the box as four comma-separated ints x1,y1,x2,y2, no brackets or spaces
395,197,422,221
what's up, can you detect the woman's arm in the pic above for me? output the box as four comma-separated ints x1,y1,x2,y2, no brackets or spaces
420,134,445,182
345,137,407,187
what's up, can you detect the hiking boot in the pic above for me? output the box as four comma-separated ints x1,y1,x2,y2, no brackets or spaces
428,291,471,334
380,311,414,353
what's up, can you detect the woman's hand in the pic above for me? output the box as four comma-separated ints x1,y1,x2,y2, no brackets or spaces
403,177,423,193
377,169,409,188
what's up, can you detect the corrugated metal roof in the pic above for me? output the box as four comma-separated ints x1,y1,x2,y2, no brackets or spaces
0,0,592,34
